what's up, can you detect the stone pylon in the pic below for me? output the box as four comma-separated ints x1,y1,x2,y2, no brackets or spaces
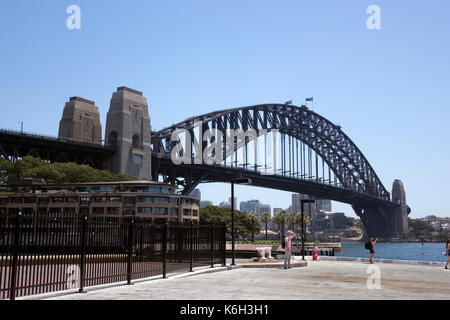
58,97,102,145
391,179,410,234
105,87,152,180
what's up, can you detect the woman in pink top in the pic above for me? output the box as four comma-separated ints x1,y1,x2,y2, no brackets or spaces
284,230,295,269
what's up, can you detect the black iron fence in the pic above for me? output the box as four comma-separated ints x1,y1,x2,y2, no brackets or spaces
0,212,226,300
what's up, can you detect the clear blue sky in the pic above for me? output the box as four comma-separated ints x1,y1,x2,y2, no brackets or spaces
1,1,449,218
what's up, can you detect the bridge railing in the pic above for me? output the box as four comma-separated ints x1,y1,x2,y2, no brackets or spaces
0,128,114,150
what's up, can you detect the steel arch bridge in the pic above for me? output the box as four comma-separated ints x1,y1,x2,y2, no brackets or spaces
151,104,409,239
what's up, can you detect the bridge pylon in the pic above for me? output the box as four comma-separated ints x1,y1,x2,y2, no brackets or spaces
354,179,410,240
105,87,152,180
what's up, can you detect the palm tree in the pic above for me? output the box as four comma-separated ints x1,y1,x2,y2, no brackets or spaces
287,212,296,230
273,210,287,239
261,212,271,241
248,213,259,243
294,212,310,241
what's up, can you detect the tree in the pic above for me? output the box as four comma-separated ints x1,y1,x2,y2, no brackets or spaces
0,156,135,186
408,218,434,239
287,212,296,230
273,210,287,238
247,213,259,243
294,212,309,234
261,212,271,241
199,206,260,240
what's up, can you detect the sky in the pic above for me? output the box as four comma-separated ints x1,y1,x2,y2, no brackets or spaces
0,1,449,218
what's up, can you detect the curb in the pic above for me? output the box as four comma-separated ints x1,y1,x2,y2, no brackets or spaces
318,256,446,266
232,261,308,269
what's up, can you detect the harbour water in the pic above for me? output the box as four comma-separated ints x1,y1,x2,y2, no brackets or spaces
337,242,449,263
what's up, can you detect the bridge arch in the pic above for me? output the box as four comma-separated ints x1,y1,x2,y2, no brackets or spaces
152,104,390,201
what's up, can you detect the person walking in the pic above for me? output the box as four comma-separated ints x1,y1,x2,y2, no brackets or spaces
366,235,377,264
445,239,450,270
284,230,295,269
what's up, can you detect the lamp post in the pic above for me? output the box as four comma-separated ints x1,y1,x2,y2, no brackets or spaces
300,199,315,261
231,177,252,266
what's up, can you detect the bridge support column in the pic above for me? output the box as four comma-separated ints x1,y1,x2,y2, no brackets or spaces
105,87,152,180
353,180,410,240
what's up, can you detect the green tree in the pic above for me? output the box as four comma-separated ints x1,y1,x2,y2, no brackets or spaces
273,210,287,238
261,212,271,241
0,156,136,187
247,213,259,243
294,212,309,235
199,206,260,239
287,212,296,230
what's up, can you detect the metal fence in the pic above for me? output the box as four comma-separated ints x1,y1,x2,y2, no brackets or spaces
0,212,226,300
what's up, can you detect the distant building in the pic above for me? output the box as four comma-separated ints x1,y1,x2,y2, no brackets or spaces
229,197,237,206
273,208,282,216
257,204,271,219
292,193,331,218
199,200,213,208
219,202,231,209
239,201,248,212
311,211,347,234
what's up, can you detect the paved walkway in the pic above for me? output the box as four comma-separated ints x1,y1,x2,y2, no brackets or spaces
45,260,450,300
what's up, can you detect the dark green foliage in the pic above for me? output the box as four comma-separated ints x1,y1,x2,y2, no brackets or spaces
0,156,136,185
200,205,261,239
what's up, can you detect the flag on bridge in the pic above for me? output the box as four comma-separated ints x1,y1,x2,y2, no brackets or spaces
305,97,313,102
284,100,293,105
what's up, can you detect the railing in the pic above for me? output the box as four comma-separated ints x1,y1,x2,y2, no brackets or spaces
0,127,114,150
0,213,226,300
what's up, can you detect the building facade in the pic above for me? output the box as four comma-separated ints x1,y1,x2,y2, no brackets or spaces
0,181,199,224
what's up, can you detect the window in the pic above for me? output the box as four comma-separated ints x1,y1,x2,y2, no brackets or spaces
107,207,119,215
38,198,49,205
108,196,121,202
169,198,178,205
93,196,106,203
160,188,170,194
108,131,118,146
92,207,104,215
132,135,141,149
11,197,23,204
170,208,178,216
154,208,168,216
65,197,77,203
153,197,168,204
123,207,135,216
138,196,152,203
183,209,192,216
193,210,198,217
137,207,152,214
24,197,36,204
123,197,136,205
51,196,64,203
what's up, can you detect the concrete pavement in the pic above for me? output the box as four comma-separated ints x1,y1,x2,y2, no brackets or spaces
40,259,450,300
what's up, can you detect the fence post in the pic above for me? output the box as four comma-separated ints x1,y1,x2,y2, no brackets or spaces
189,221,193,272
210,223,214,268
162,222,167,279
78,214,88,293
9,209,22,301
222,223,226,266
127,219,134,285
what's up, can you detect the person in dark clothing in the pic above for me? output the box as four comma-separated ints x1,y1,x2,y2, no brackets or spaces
368,235,377,264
